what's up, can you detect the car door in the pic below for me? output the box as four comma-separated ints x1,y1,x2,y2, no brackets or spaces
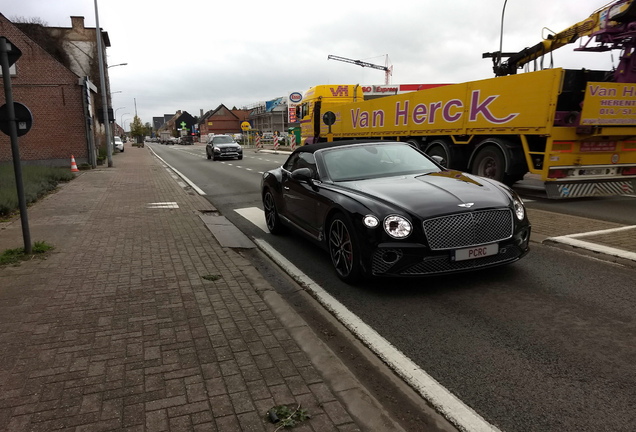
281,152,324,239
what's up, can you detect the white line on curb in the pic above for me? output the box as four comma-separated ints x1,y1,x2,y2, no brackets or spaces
148,147,207,195
254,237,502,432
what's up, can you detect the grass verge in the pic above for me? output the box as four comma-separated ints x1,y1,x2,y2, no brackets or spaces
0,163,75,219
0,241,54,266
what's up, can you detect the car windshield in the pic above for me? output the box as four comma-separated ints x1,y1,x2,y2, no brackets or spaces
321,143,441,181
214,136,235,144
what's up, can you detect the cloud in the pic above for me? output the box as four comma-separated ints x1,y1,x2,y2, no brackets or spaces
3,0,620,125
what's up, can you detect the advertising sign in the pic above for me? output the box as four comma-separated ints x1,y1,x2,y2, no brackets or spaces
288,91,303,123
580,83,636,126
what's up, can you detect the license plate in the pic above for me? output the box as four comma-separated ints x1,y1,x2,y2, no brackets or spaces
454,243,499,261
579,168,606,176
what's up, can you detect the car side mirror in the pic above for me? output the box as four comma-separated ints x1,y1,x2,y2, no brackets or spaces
431,155,445,167
291,167,313,182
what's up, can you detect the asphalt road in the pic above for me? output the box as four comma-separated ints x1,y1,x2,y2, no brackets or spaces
149,142,636,432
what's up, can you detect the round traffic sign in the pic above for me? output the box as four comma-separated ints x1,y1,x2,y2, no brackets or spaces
241,121,251,131
0,102,33,137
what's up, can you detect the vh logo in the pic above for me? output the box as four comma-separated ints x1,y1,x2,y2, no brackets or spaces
330,86,349,97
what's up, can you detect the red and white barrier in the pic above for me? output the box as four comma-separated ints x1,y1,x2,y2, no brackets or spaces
274,135,279,150
290,134,296,150
256,135,261,149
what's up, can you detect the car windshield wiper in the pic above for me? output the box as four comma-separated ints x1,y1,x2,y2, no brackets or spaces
414,170,441,178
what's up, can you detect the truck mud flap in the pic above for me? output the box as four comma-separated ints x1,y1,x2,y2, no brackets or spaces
545,179,636,199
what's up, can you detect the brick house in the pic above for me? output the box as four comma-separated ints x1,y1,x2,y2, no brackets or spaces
198,104,251,140
0,14,111,166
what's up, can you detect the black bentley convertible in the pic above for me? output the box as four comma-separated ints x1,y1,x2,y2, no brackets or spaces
261,140,531,283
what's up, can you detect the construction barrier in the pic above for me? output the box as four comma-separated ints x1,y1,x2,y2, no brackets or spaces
256,135,261,149
290,134,296,151
274,135,279,151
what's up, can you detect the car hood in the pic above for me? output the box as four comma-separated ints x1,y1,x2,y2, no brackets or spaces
339,170,510,217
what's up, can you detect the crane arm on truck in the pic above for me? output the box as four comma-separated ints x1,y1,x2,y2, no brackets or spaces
484,0,636,80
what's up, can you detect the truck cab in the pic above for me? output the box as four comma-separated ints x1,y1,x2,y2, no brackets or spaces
297,85,364,145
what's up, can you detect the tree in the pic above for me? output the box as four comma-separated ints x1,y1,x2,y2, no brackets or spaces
130,116,145,142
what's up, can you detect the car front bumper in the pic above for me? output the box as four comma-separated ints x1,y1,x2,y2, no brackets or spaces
367,227,531,277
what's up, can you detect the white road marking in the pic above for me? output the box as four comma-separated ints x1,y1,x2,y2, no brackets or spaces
548,225,636,261
253,238,502,432
234,206,500,431
235,207,269,233
148,148,207,195
147,202,179,209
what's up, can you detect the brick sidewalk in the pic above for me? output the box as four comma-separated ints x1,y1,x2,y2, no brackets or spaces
0,147,402,432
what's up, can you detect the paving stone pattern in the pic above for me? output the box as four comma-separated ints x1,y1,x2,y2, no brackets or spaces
0,149,360,431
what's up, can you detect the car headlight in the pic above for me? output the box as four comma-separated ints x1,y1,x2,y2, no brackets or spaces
384,215,412,239
512,193,525,220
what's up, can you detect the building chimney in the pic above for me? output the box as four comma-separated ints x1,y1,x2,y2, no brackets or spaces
70,16,85,30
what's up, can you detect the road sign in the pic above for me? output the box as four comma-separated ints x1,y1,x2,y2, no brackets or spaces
241,121,251,131
0,102,33,137
0,37,22,67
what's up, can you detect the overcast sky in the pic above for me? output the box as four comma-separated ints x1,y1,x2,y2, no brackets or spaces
3,0,620,127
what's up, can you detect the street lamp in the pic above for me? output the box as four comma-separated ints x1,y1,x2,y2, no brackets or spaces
121,113,130,138
107,62,128,69
120,112,130,127
115,107,126,138
123,118,132,136
94,0,114,167
115,106,126,119
498,0,508,69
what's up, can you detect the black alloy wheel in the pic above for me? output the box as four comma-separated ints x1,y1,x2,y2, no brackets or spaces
263,190,284,234
328,214,361,283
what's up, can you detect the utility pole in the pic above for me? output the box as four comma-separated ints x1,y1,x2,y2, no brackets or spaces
0,37,32,253
94,0,112,167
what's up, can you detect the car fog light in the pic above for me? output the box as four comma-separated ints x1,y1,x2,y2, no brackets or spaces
384,215,412,239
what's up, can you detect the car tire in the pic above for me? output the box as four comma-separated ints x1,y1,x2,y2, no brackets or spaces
263,190,284,234
212,153,216,161
328,213,362,283
238,155,243,160
207,150,211,160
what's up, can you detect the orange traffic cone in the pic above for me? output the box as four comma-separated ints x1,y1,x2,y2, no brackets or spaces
70,155,79,172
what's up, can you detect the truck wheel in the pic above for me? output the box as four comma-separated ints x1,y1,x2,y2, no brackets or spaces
472,146,506,183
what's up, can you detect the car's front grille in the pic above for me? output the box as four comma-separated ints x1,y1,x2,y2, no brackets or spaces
423,209,513,250
401,246,522,275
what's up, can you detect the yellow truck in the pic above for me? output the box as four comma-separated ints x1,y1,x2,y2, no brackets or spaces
297,0,636,199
